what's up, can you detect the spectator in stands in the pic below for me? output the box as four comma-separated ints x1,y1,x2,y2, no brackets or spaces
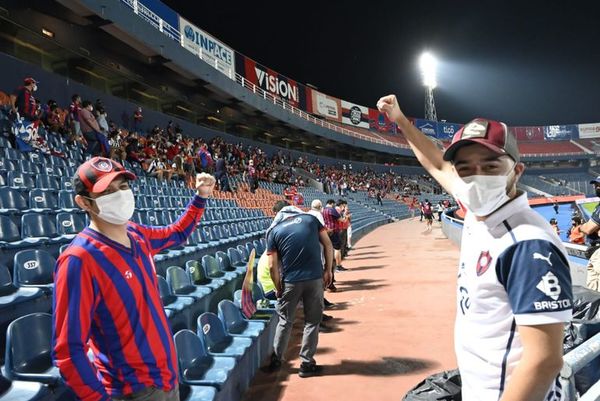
133,105,143,132
378,94,571,401
580,177,600,245
569,217,585,244
553,200,559,214
549,218,560,236
422,199,433,231
94,99,109,133
79,100,104,156
147,156,172,181
337,200,351,259
12,77,39,120
214,152,231,192
247,159,258,193
42,99,61,132
265,200,333,377
376,190,383,206
52,156,215,401
323,199,346,288
436,201,444,221
585,245,600,291
308,199,335,309
68,94,82,141
125,134,144,166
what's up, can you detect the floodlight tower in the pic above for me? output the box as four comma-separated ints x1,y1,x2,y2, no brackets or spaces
420,52,438,121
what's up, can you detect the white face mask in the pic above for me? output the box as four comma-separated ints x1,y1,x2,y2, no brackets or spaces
32,85,38,92
87,189,135,225
453,173,512,217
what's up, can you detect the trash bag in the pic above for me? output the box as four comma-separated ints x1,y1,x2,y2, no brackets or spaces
403,369,461,401
563,286,600,394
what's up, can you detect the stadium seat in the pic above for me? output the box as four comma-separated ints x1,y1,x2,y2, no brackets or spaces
215,251,244,276
0,214,33,249
227,248,248,270
201,255,237,283
157,275,193,331
173,329,238,396
13,249,56,295
56,212,85,238
4,313,61,385
218,300,268,363
35,175,60,190
4,147,23,161
0,370,54,401
21,213,66,244
196,312,255,385
253,239,265,255
58,190,77,211
59,176,73,191
28,189,58,212
185,260,226,291
0,187,28,212
166,266,212,300
178,383,217,401
7,171,35,188
19,159,40,175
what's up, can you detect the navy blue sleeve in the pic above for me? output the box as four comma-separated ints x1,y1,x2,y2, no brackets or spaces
591,205,600,225
266,228,277,253
496,239,572,321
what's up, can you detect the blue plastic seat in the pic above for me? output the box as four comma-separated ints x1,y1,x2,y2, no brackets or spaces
56,212,85,238
178,383,217,401
215,251,244,276
35,175,60,190
253,239,265,255
157,275,193,331
185,260,226,291
21,213,65,244
28,189,58,212
7,171,35,188
0,187,28,212
173,329,237,393
13,249,56,294
4,147,23,161
4,313,61,385
0,370,54,401
19,159,39,174
58,190,77,211
166,266,212,300
227,248,248,271
201,255,236,283
0,215,32,249
196,312,254,383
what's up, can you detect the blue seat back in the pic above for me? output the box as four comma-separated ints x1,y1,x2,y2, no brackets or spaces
196,312,230,353
13,249,55,287
166,266,195,295
29,189,58,210
36,175,60,190
215,251,233,272
7,171,35,188
237,245,249,262
185,260,211,285
58,190,76,209
21,213,57,238
5,313,55,382
56,212,85,235
201,255,224,279
217,300,248,335
173,329,211,380
0,187,27,210
157,275,176,305
0,264,16,296
227,248,243,266
0,215,21,242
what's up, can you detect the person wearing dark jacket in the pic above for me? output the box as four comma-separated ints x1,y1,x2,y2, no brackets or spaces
12,77,39,121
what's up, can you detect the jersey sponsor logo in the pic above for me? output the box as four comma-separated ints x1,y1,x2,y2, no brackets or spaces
124,270,132,280
533,299,571,311
536,271,561,300
533,252,553,266
476,250,492,276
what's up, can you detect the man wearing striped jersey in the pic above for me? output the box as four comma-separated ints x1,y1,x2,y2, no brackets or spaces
52,157,215,401
378,95,572,401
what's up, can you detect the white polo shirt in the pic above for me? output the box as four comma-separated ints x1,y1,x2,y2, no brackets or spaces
456,192,572,401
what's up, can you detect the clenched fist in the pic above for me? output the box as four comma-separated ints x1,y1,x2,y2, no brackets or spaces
195,173,216,198
377,94,406,124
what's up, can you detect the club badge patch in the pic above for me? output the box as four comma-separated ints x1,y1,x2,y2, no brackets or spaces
92,159,112,172
476,251,492,276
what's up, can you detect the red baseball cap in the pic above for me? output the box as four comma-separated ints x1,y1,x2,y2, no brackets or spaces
443,118,520,162
73,157,136,194
23,77,38,85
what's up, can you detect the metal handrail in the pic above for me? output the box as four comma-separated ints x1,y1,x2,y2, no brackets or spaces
561,332,600,401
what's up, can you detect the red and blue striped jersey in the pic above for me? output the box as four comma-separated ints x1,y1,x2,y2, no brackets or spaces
52,195,207,401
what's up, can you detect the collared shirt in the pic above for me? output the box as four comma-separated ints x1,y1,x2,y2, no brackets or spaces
456,192,572,401
52,196,206,401
322,206,340,232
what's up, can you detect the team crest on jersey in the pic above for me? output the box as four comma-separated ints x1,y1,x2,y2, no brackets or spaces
92,159,113,172
476,251,492,276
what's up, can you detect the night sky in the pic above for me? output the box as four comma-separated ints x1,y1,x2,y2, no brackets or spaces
163,1,600,126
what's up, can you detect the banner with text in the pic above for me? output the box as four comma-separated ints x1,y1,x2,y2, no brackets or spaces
235,54,307,109
341,100,370,129
510,126,545,141
436,122,462,140
307,89,342,122
368,108,397,134
578,123,600,139
414,119,438,137
179,17,235,78
543,125,579,141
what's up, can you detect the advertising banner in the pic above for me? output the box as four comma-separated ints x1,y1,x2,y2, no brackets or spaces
179,17,235,78
368,108,397,134
436,122,462,140
309,89,342,122
510,126,545,141
543,125,579,141
578,123,600,139
235,55,307,109
414,119,438,137
341,100,369,129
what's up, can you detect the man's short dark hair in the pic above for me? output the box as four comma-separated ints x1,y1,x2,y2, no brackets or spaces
273,200,289,213
82,100,92,108
573,216,582,225
326,199,335,205
72,94,80,102
336,199,347,207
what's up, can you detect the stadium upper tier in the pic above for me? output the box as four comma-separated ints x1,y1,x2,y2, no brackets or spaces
47,0,600,159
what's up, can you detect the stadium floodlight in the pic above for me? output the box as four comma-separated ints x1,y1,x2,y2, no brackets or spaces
419,52,437,89
419,52,438,121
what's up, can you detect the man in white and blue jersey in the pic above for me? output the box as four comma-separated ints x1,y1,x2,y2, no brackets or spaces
378,95,572,401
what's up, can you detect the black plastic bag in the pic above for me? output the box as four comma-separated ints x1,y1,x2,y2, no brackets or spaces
403,369,461,401
572,286,600,320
